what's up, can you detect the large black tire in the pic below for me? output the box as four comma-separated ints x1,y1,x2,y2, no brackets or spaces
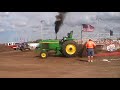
62,40,79,57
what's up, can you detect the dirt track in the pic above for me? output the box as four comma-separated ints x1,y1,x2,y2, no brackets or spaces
0,50,120,78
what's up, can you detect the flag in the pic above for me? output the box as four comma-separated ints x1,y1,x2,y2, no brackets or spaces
82,24,94,32
110,30,113,36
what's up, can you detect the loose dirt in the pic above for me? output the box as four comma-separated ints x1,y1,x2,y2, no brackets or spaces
0,49,120,78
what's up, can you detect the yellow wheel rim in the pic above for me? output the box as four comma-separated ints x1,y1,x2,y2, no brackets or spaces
41,53,47,58
66,44,76,55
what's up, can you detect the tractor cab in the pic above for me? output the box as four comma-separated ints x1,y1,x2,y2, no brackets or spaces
68,31,73,38
60,31,74,43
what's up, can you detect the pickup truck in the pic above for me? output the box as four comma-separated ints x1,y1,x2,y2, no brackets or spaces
18,42,31,51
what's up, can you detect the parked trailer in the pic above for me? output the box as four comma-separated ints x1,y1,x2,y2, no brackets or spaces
28,43,39,50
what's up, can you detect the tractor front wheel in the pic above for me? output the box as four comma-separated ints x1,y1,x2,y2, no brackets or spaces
40,51,48,59
62,40,78,57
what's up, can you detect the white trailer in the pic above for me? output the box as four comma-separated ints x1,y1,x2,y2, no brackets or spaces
28,43,39,50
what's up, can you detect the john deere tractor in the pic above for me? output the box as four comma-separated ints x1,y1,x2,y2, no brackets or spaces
36,31,79,59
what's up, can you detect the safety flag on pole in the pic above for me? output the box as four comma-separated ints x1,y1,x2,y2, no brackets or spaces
82,24,94,32
110,30,113,36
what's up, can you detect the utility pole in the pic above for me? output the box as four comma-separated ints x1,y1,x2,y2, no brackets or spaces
81,25,83,45
40,20,43,40
40,20,45,40
81,30,83,45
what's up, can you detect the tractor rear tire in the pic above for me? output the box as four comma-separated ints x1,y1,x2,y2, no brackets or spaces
62,40,79,57
40,51,48,59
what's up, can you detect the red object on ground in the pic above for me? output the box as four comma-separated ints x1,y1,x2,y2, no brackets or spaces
95,51,120,57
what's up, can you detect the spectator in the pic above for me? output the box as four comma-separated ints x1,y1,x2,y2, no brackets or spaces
86,39,96,62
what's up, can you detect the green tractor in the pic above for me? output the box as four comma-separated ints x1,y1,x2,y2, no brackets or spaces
36,31,79,59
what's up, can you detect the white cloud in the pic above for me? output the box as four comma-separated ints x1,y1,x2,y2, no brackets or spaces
1,12,120,43
0,28,4,32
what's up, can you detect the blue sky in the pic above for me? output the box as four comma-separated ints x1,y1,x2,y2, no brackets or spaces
0,12,120,43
